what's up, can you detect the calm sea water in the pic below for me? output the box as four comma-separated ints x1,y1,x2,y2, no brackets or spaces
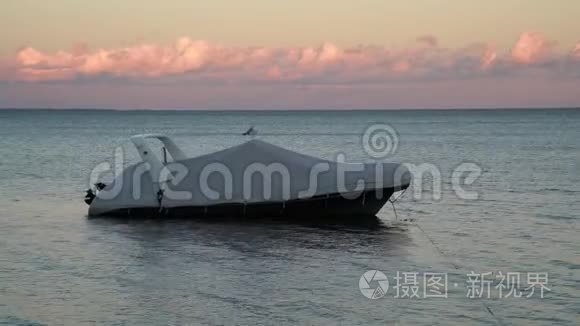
0,109,579,325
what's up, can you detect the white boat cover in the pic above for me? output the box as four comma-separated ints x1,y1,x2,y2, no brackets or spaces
90,139,411,215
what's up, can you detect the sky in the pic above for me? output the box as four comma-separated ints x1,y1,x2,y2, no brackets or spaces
1,0,579,109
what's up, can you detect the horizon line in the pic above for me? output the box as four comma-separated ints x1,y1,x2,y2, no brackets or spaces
1,106,580,112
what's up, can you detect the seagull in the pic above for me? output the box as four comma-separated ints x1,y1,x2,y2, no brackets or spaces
242,126,257,136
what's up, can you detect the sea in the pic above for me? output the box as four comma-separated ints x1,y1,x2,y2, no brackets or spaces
0,109,578,325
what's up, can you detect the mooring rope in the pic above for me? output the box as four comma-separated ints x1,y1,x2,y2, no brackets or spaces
173,132,369,136
414,223,503,325
388,187,408,221
389,188,503,325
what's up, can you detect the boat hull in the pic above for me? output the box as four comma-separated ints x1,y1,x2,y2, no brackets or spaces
91,187,400,219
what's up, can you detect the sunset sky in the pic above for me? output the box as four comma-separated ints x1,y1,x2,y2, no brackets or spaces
1,0,579,109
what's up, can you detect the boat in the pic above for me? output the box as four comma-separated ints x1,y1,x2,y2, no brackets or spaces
86,134,411,218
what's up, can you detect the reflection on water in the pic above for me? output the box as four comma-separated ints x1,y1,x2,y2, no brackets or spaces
87,215,412,258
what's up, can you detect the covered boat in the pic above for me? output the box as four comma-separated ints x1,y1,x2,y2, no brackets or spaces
86,134,411,218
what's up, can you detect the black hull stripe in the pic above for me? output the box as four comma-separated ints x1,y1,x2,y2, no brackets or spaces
91,187,400,219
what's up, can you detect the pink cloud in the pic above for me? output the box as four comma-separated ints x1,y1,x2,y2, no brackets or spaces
481,46,497,69
391,60,412,73
573,43,580,58
10,39,392,82
1,32,578,84
511,32,552,64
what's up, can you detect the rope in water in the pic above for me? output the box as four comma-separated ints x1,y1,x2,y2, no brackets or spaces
390,189,504,326
388,187,408,221
155,132,371,136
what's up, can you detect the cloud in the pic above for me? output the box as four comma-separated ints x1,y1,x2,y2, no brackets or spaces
573,43,580,58
417,35,438,48
1,33,578,84
480,46,497,69
511,32,552,64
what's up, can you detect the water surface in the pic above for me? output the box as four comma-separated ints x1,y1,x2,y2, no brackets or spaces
0,109,579,325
